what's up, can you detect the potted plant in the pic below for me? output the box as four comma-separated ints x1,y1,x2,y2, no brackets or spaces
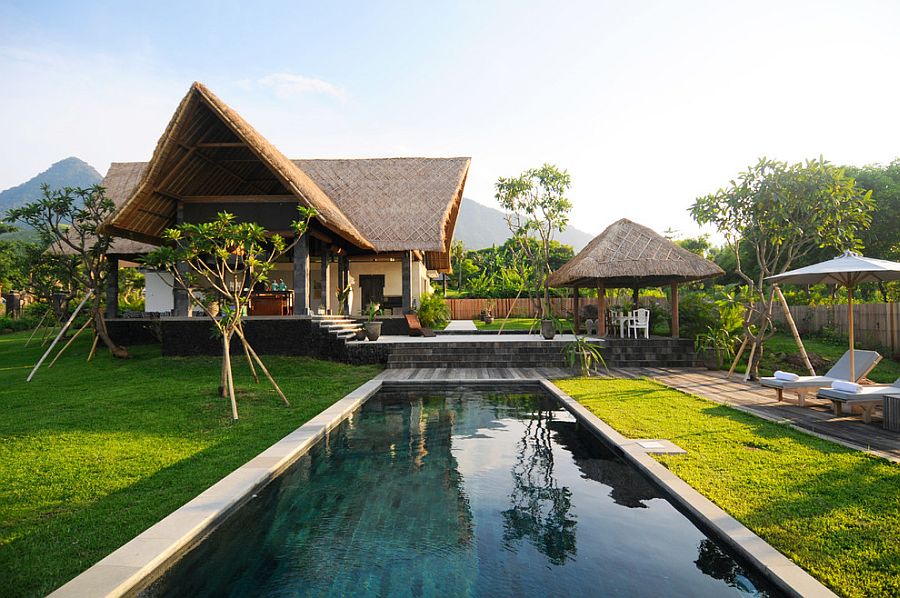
364,302,383,341
694,325,738,370
564,335,607,377
482,300,495,324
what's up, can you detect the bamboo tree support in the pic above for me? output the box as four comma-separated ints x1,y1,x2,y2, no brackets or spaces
743,340,757,382
727,335,749,378
27,291,92,382
241,333,260,384
24,309,51,348
774,285,815,375
234,326,290,406
48,318,92,368
499,288,525,334
87,331,100,361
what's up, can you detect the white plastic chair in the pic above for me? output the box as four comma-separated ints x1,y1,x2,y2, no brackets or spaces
628,308,650,339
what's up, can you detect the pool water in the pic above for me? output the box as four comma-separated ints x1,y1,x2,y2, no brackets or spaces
146,388,778,597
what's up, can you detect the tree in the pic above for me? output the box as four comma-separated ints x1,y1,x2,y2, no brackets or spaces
450,240,467,289
495,164,572,319
143,207,316,420
691,157,873,378
6,185,129,358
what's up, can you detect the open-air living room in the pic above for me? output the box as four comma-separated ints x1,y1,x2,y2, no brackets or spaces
3,4,900,598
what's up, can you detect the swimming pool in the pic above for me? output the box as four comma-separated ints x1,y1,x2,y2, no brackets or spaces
144,386,778,597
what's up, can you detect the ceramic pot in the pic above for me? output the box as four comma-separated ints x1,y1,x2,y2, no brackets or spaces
364,321,382,341
540,319,556,340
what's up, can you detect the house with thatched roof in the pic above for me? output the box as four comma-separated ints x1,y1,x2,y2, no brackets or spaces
99,82,469,318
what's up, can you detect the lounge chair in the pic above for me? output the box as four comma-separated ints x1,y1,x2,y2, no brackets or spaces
405,314,436,337
816,377,900,423
759,350,882,406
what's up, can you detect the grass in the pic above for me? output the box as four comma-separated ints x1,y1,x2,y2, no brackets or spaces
732,332,900,384
555,377,900,597
473,317,575,332
0,330,381,597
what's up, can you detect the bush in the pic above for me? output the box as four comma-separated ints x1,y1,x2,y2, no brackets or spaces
0,315,38,334
416,293,450,329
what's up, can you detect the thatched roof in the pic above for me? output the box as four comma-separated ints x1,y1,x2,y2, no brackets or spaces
99,83,470,272
103,82,372,249
547,218,724,288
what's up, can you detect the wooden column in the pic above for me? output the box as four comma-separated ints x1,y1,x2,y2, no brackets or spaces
670,283,679,338
340,256,350,315
320,244,331,314
597,281,606,337
573,286,581,332
105,256,119,319
632,287,640,309
401,250,412,313
293,234,310,315
172,200,189,316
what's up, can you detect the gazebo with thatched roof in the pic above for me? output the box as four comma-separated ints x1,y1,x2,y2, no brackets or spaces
547,218,723,337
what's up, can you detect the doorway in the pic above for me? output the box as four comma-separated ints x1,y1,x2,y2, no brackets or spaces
359,275,385,313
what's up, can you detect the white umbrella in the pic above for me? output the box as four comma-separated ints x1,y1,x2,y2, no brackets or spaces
766,251,900,379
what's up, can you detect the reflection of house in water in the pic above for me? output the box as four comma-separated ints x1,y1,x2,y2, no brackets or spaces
549,419,663,509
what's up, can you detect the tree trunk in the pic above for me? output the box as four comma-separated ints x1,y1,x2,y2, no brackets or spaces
223,332,238,420
91,303,129,358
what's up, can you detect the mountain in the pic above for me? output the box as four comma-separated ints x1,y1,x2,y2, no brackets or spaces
453,197,594,251
0,157,102,215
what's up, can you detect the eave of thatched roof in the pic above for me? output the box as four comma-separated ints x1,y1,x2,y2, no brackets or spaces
547,218,724,288
103,82,372,250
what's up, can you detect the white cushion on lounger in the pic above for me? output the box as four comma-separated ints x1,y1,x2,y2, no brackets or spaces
831,380,862,393
774,370,800,382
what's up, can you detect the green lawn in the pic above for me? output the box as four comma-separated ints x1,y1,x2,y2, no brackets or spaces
555,377,900,598
473,317,575,332
0,331,381,598
734,332,900,384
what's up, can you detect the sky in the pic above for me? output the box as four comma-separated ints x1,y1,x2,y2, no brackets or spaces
2,0,900,241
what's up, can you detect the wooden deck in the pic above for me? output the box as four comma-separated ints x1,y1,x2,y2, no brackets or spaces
607,366,900,463
376,367,570,381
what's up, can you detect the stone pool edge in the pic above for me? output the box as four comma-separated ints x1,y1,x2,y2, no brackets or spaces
541,379,837,598
48,378,384,598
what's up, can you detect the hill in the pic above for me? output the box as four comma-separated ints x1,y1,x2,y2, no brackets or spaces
453,197,593,251
0,157,102,215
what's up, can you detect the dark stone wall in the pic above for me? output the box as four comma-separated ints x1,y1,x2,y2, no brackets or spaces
107,317,351,360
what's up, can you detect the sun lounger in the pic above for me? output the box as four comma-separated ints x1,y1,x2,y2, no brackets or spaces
759,350,882,406
405,314,436,337
816,377,900,423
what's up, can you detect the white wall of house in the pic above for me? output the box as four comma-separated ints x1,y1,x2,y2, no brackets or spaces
143,270,175,314
348,259,431,316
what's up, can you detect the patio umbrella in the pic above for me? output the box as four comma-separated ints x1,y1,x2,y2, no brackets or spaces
766,251,900,379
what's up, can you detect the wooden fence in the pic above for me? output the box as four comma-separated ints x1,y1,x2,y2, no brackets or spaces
773,302,900,355
446,298,578,320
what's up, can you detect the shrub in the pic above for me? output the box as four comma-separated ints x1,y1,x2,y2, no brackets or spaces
417,293,450,329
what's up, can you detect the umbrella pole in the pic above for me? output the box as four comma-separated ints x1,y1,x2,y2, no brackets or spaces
848,286,855,380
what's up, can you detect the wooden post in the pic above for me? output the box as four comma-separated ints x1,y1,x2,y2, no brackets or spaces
573,286,581,333
293,233,309,315
172,200,189,316
320,243,331,314
597,281,607,337
848,286,855,380
774,285,815,375
105,256,119,319
401,250,412,313
632,287,639,309
670,283,679,338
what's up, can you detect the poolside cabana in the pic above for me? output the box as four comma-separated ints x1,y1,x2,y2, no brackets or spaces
547,218,724,337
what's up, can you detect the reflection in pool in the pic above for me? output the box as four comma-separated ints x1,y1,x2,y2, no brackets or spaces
146,388,777,597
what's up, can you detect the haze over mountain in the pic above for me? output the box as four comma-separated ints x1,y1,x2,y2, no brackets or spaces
0,157,102,215
454,197,593,251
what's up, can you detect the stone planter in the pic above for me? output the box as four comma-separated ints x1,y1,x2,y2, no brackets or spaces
483,315,494,324
540,319,556,340
702,348,723,371
364,321,382,341
354,328,367,341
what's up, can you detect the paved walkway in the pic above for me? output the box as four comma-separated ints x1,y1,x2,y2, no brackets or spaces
443,320,478,332
606,366,900,463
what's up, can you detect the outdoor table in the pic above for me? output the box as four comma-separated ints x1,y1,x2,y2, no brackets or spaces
609,311,634,337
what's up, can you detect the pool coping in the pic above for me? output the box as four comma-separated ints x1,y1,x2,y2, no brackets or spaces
540,380,837,598
50,375,836,598
48,379,383,598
